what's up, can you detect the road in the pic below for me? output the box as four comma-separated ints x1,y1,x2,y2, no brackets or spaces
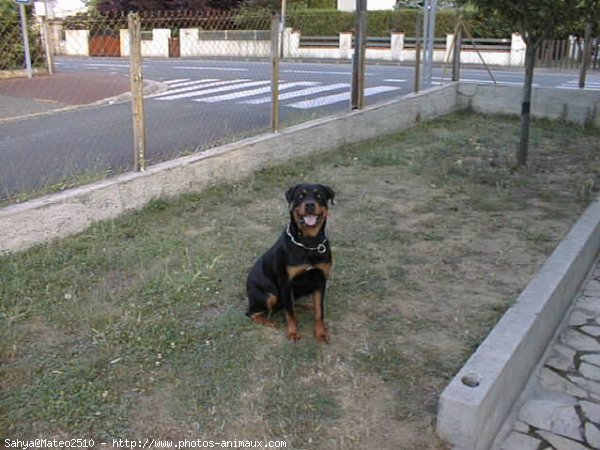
1,57,599,201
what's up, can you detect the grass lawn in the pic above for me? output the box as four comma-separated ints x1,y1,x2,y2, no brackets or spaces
1,112,599,449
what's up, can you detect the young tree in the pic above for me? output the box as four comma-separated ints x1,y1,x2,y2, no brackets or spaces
576,0,600,88
459,0,576,167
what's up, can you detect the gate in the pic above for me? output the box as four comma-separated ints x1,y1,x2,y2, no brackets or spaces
169,38,180,58
90,35,121,57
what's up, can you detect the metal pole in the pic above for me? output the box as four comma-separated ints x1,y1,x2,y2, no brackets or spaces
19,3,33,79
129,12,146,172
271,14,281,132
421,0,437,90
351,0,367,110
280,0,286,58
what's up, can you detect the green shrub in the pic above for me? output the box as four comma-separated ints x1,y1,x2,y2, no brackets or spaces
287,9,462,37
0,0,45,71
307,0,336,8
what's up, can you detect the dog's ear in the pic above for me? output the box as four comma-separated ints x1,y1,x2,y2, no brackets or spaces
320,184,336,205
285,185,299,205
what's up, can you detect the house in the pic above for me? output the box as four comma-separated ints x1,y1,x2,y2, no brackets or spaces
337,0,397,11
47,0,88,18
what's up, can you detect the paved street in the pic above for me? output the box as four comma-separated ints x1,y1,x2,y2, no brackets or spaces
1,57,599,201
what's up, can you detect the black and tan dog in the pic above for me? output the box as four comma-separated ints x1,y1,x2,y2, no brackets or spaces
246,183,335,342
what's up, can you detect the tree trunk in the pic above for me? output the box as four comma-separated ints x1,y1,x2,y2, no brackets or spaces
579,21,593,88
517,44,537,167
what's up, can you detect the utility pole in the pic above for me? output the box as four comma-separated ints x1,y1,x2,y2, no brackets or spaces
421,0,437,90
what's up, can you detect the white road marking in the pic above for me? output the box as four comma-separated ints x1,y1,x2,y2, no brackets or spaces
287,86,400,109
243,83,350,104
156,80,271,101
166,79,218,88
149,79,250,99
163,79,191,84
195,82,319,103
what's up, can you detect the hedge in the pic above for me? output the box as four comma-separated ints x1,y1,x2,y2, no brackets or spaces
62,8,519,39
287,9,515,37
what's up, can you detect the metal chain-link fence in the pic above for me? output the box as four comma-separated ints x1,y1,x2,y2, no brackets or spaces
1,6,598,203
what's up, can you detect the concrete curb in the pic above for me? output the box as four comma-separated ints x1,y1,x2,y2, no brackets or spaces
0,79,165,124
0,83,459,254
436,196,600,450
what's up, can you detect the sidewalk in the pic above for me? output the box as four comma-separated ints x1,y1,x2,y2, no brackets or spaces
0,72,132,121
500,258,600,449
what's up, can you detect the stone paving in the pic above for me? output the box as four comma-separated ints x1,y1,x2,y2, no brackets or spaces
500,260,600,450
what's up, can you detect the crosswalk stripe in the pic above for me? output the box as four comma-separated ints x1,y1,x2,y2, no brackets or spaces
195,82,319,103
243,83,350,105
287,86,400,109
384,79,407,83
167,79,218,88
150,79,250,100
163,79,190,85
157,80,272,101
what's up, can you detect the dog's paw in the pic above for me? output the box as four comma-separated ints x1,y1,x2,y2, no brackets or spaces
315,323,329,343
287,330,301,341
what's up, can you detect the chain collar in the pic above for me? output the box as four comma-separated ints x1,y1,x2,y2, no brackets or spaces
286,224,328,254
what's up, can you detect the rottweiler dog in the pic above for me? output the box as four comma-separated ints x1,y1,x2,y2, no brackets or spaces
246,183,335,342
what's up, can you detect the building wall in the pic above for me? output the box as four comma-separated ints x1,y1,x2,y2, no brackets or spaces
337,0,397,12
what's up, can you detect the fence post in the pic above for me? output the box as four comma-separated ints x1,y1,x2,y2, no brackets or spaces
351,0,367,110
128,12,146,172
452,27,462,81
271,14,280,132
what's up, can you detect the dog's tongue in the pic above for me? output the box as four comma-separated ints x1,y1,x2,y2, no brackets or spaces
304,215,318,226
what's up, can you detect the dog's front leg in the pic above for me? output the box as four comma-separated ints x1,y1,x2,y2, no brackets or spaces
312,286,329,343
281,284,299,341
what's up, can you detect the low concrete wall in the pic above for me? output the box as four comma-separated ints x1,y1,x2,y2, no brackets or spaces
0,83,459,254
437,198,600,450
458,83,600,127
1,83,597,254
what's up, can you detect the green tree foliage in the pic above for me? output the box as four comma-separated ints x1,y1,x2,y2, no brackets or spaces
90,0,242,13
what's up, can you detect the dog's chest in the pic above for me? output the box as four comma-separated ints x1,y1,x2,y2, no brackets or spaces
286,259,332,280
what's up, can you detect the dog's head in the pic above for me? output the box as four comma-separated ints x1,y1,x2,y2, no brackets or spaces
286,184,335,238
